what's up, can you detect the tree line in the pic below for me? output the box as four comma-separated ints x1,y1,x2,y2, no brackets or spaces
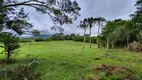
76,0,142,50
49,33,97,43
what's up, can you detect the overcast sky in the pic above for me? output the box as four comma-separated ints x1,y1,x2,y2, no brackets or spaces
25,0,137,36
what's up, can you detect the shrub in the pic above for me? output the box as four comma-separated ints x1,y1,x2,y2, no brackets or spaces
35,38,45,42
0,64,40,80
128,42,142,52
11,64,40,80
93,64,136,80
44,38,51,41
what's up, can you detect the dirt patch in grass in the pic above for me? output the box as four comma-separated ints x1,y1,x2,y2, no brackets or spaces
96,64,128,75
90,64,136,80
89,75,100,80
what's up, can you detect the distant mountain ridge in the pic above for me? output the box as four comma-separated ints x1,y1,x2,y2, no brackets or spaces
38,34,52,39
19,34,52,39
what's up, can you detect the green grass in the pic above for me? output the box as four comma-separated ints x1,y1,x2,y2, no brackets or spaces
0,41,142,80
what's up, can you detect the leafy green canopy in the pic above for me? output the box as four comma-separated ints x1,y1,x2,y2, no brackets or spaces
101,19,138,48
131,0,142,41
77,20,88,30
32,29,40,37
0,0,81,34
132,0,142,30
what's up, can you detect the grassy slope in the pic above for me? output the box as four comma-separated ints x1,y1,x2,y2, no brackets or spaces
0,41,142,80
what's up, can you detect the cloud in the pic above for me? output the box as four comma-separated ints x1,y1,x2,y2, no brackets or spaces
24,0,137,35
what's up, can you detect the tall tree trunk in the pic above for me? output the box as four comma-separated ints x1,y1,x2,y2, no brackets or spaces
127,36,130,49
89,27,92,48
97,22,101,48
7,51,10,60
106,37,109,51
83,29,86,49
5,47,10,61
5,51,7,79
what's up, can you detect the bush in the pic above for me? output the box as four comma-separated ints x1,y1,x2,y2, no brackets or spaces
128,42,142,52
44,38,51,41
35,38,45,42
93,64,136,80
92,37,97,43
0,64,40,80
11,64,40,80
35,38,51,42
73,36,83,42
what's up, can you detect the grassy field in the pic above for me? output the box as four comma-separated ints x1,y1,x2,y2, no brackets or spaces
0,41,142,80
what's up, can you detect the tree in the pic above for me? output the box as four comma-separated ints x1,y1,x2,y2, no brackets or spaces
0,0,81,40
78,20,88,49
84,17,95,48
101,18,139,49
0,32,20,61
95,17,106,48
101,21,116,50
1,0,81,32
116,20,137,49
51,33,65,40
32,30,40,38
132,0,142,41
